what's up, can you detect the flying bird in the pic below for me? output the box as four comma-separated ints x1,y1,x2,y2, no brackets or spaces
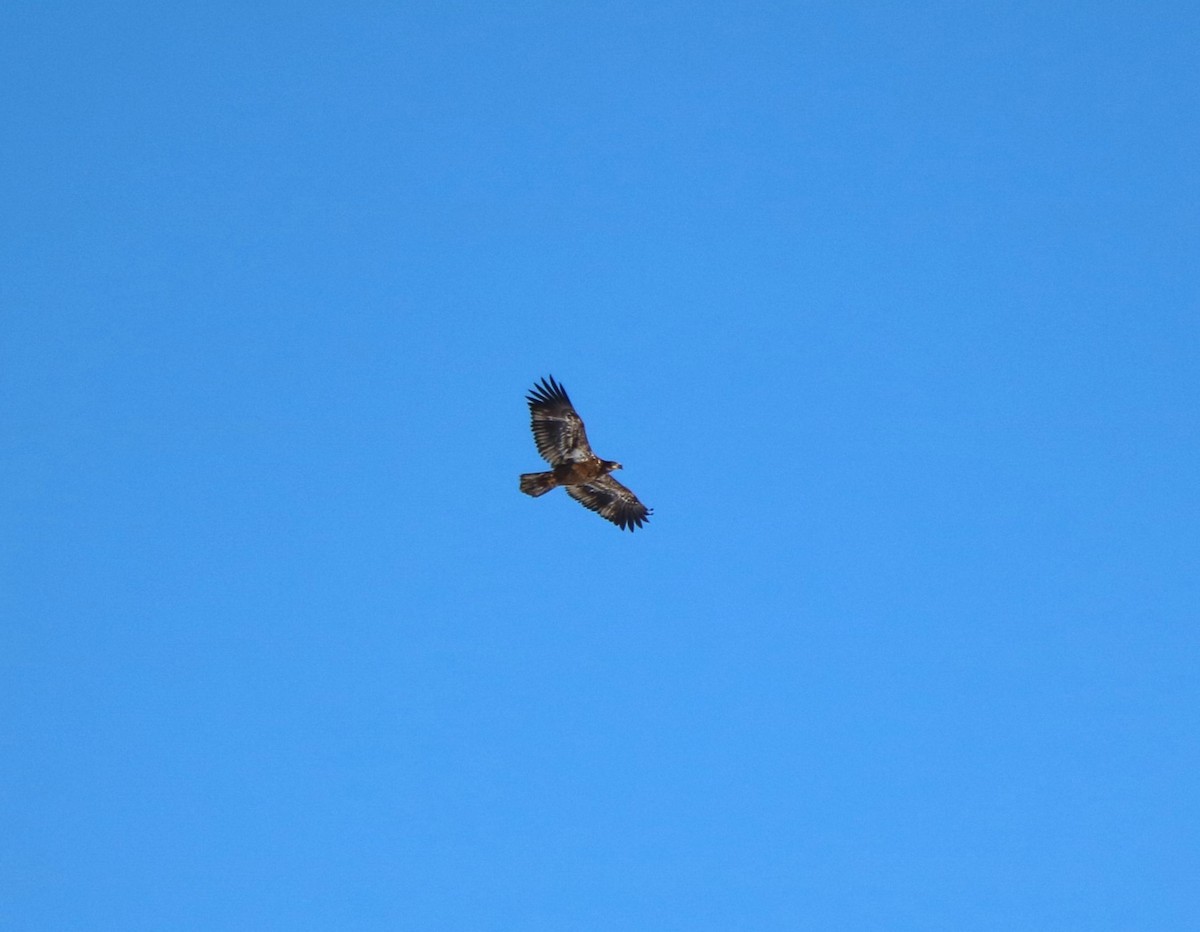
519,375,652,531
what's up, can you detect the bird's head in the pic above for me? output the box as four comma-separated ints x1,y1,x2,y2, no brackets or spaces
602,460,623,473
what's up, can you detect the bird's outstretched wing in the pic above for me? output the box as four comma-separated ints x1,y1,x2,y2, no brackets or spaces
527,375,593,465
565,475,653,532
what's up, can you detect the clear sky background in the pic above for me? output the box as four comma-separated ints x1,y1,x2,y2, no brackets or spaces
3,2,1198,929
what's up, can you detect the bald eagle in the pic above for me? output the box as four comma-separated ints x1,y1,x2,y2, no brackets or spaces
519,375,652,531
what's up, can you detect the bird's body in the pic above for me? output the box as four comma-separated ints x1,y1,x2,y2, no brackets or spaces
519,459,617,495
519,375,651,531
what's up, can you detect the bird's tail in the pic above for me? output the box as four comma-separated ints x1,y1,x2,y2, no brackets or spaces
519,471,557,497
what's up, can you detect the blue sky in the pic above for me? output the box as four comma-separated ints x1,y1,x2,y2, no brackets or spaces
3,1,1198,928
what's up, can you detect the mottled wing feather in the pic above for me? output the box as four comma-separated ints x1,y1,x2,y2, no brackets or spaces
526,375,593,465
565,475,653,532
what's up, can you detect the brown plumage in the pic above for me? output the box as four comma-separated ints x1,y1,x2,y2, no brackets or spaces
519,375,652,532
